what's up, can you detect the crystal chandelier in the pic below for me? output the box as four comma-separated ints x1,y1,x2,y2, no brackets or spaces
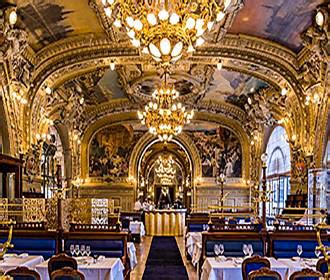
137,82,194,142
155,155,176,184
101,0,233,64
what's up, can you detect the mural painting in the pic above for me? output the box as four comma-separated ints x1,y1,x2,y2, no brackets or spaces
89,125,142,179
188,127,242,178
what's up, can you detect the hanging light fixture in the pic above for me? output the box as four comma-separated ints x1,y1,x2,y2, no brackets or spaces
155,155,176,185
137,76,194,142
101,0,236,64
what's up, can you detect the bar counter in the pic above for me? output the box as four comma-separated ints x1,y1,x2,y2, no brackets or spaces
144,209,186,236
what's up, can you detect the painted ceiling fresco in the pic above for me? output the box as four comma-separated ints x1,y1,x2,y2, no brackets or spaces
230,0,323,52
203,69,268,102
16,0,102,50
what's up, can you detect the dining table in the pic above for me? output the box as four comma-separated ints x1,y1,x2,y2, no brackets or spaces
0,254,44,272
127,242,137,269
186,232,202,266
36,257,125,280
201,256,319,280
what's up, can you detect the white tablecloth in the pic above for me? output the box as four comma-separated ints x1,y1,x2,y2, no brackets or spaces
0,255,44,272
201,257,318,280
127,242,137,269
129,221,145,237
36,257,125,280
186,232,202,266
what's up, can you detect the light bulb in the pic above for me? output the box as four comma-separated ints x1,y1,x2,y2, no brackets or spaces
9,10,17,25
207,21,214,31
195,37,205,47
142,47,149,54
315,11,325,27
217,61,223,70
110,62,115,70
169,13,180,25
224,0,231,10
281,87,288,96
185,17,195,29
126,16,134,28
160,38,171,55
171,41,183,57
107,0,115,4
149,43,161,58
113,19,122,28
158,9,169,21
127,29,135,39
104,7,112,17
131,39,140,47
133,19,143,31
45,86,52,95
195,19,204,30
147,13,157,26
196,28,205,37
216,11,225,22
187,45,195,53
102,0,107,5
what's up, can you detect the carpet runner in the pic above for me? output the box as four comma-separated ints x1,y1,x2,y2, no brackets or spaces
142,236,189,280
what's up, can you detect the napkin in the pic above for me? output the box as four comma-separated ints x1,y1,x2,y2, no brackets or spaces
4,254,17,258
19,253,29,258
97,255,105,261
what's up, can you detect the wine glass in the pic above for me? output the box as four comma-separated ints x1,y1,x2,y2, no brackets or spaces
243,244,248,257
69,244,75,257
297,245,303,259
248,244,253,257
80,244,86,257
219,244,224,256
214,244,220,260
93,254,98,264
74,245,80,257
86,246,91,257
315,248,321,258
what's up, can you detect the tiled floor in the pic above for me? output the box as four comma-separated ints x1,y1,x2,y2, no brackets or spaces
130,236,198,280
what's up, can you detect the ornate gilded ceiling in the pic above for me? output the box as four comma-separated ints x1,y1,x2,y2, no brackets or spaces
0,0,328,186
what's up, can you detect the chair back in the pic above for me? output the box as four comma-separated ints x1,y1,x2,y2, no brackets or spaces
48,253,78,277
6,266,41,280
51,267,85,280
289,268,322,280
316,258,328,276
248,267,282,280
242,256,270,280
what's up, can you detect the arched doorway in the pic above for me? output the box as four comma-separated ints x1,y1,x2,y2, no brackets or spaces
138,141,191,208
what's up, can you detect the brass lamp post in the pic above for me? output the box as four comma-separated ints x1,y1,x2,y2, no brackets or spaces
261,153,268,230
216,173,226,212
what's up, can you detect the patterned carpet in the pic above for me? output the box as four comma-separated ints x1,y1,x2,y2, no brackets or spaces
142,236,188,280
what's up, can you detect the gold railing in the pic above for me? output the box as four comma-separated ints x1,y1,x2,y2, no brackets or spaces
0,220,15,260
315,223,330,279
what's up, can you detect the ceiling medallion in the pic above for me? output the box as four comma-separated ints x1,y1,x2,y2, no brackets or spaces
137,76,194,142
101,0,234,65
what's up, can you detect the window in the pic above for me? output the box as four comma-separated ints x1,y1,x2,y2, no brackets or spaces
264,126,291,216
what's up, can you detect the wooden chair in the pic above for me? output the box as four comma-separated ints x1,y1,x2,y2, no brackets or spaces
289,268,322,280
248,267,282,280
316,257,328,276
48,253,78,277
51,267,85,280
6,266,41,280
242,256,270,280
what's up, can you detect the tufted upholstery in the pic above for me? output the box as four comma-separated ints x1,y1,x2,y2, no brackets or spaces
242,256,270,280
272,240,330,259
0,237,57,259
316,258,327,276
64,239,124,258
206,240,264,257
187,224,207,232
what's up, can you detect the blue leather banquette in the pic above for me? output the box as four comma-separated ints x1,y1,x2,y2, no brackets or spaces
201,231,266,267
0,231,58,259
269,232,330,259
63,232,128,259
